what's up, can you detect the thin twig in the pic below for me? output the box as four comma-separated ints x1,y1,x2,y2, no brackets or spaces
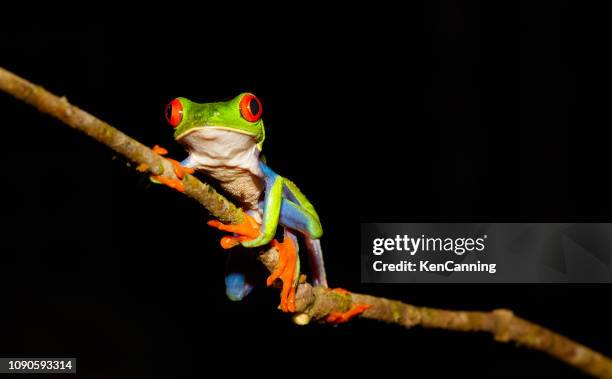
0,67,243,224
1,66,610,379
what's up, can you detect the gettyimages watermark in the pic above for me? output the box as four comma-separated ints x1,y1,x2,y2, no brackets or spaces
361,223,612,283
371,234,495,274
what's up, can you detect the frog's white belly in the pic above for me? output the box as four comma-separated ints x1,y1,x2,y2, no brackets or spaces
179,128,265,214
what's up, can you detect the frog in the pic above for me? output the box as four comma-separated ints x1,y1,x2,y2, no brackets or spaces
154,93,327,313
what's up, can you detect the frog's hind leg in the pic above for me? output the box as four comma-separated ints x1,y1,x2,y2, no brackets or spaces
304,238,327,287
279,194,327,287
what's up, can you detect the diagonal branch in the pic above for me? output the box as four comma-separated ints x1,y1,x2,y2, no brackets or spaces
1,66,611,379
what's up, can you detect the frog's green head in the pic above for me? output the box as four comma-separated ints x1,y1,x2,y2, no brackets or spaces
165,93,265,150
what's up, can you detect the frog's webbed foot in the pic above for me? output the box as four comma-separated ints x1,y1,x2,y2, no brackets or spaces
207,213,261,249
150,145,195,192
266,233,298,313
325,288,371,324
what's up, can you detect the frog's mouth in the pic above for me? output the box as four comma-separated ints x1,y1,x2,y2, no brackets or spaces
175,126,257,141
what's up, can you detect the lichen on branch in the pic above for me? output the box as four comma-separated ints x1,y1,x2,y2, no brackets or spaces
1,66,610,379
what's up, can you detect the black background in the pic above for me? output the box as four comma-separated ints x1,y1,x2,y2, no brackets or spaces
1,3,610,378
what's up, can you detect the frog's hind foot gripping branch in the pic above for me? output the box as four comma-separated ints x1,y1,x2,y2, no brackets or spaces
266,235,298,313
325,288,371,324
326,303,371,324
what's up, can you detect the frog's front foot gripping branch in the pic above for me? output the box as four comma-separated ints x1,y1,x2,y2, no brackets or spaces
207,213,261,249
150,145,194,192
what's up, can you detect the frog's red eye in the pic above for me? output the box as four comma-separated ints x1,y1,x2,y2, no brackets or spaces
165,98,183,128
239,93,262,122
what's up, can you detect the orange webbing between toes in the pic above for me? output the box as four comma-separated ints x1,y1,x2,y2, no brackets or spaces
326,303,371,324
267,237,297,312
207,213,261,249
150,145,194,192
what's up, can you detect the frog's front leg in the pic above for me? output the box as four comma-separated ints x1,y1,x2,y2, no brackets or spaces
207,163,283,249
240,168,283,248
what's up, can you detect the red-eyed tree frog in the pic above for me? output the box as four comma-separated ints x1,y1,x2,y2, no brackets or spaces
154,93,327,313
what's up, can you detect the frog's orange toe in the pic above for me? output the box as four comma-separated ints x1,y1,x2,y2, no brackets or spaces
267,237,297,313
207,220,223,229
326,303,371,324
220,236,241,249
150,144,194,192
151,175,185,192
207,214,260,249
152,145,168,155
169,159,195,179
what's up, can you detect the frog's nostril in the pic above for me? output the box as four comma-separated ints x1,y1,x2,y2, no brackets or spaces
165,98,183,128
